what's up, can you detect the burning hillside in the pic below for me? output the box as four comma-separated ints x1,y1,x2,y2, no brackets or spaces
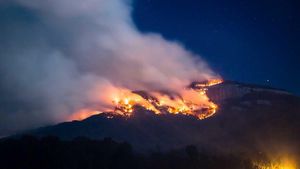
26,82,300,162
70,79,223,121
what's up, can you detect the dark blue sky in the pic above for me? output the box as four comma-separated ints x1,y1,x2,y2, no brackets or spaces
133,0,300,94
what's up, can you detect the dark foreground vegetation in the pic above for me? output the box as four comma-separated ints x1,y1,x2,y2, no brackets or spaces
0,135,255,169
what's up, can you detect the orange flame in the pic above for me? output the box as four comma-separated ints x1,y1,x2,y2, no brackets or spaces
70,79,223,121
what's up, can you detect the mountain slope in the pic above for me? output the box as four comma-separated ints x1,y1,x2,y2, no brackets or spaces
26,81,300,154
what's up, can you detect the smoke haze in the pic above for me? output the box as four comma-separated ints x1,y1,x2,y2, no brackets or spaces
0,0,217,136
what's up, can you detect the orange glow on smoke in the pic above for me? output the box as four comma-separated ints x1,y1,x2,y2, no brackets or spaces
69,109,102,121
70,79,223,121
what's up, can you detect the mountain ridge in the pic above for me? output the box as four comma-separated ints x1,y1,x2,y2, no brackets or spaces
12,81,300,155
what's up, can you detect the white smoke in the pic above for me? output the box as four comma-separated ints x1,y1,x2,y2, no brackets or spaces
0,0,218,135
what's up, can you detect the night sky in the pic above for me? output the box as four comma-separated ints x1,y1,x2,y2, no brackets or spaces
133,0,300,94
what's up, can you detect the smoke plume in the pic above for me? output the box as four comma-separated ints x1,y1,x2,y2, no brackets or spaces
0,0,217,136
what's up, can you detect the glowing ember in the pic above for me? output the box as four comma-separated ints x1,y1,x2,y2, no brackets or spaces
70,79,223,121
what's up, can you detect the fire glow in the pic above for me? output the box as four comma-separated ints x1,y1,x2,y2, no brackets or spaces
70,79,223,121
253,158,297,169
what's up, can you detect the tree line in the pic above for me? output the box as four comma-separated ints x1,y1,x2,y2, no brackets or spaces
0,135,255,169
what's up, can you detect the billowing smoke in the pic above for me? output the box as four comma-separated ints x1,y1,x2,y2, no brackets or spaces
0,0,218,136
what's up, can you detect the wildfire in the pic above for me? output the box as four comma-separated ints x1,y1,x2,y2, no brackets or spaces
112,93,160,116
193,79,223,88
253,158,297,169
70,79,223,121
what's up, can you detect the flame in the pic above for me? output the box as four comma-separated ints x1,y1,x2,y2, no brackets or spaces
112,92,160,116
193,79,223,88
70,79,223,121
253,157,297,169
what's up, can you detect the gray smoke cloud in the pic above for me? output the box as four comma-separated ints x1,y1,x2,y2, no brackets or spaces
0,0,217,136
